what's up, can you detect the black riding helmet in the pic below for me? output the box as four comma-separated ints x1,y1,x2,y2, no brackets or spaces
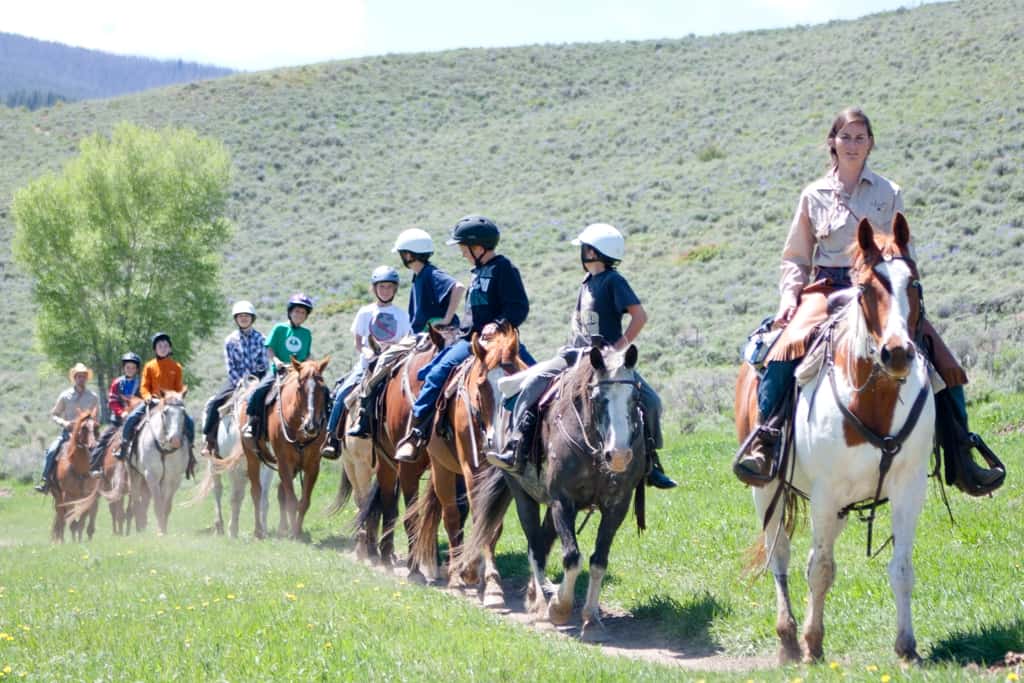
151,332,172,349
121,351,142,368
446,215,500,250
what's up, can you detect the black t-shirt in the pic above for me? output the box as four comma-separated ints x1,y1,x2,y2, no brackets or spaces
462,255,529,335
569,270,641,347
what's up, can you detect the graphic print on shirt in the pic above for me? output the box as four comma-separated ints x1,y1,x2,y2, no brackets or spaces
369,310,399,342
285,335,303,354
572,285,600,341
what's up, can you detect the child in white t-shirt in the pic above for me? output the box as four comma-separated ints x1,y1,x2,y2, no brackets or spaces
322,266,412,456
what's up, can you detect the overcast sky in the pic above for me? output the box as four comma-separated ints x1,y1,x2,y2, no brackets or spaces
4,0,940,71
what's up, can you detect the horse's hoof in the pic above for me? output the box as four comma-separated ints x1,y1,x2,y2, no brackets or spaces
406,570,427,586
580,619,609,643
215,522,224,536
546,600,572,626
482,591,506,610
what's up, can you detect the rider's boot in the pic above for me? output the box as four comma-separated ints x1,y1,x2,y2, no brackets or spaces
733,359,796,487
201,433,219,459
241,414,260,448
320,435,340,459
646,450,677,489
937,385,1005,495
395,415,432,463
346,395,373,439
486,408,536,473
89,446,105,478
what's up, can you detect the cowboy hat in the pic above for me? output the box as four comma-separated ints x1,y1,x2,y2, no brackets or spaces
68,362,93,381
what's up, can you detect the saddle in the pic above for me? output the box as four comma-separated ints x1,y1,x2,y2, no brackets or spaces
435,357,475,439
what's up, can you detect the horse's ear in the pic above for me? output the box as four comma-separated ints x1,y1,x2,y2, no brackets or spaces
856,218,877,255
318,356,331,374
892,212,911,250
471,333,486,360
181,385,188,399
624,344,638,369
290,356,302,373
158,389,165,398
589,346,606,372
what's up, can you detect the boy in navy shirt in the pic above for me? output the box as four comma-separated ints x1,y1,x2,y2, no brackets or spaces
395,215,536,462
487,223,675,489
344,228,465,441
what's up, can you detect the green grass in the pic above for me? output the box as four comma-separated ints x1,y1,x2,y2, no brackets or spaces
2,394,1022,680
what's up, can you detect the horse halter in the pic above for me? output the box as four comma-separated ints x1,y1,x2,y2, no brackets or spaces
150,398,186,453
562,371,642,457
277,370,326,445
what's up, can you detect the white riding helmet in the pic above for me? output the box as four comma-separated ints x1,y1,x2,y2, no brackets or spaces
571,223,625,261
232,300,257,319
392,228,434,255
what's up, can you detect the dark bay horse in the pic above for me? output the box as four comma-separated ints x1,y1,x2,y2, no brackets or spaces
736,216,934,664
406,321,526,607
52,412,100,542
461,343,647,636
241,357,330,539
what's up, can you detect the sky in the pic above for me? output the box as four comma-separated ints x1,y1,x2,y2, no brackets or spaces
2,0,940,71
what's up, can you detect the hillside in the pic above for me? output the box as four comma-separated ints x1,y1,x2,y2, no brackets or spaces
2,0,1023,463
0,32,232,107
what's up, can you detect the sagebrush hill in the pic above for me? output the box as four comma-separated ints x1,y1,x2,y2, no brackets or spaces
2,0,1023,467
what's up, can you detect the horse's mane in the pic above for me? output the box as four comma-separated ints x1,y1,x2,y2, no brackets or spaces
553,356,595,419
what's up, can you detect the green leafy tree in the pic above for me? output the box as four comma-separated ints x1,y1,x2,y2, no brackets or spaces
12,123,233,414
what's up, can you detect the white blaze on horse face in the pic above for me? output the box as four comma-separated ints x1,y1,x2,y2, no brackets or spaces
163,404,185,449
303,377,317,432
601,364,634,472
875,260,914,354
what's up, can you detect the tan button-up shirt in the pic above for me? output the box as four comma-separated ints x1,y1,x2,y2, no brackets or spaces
778,166,905,309
51,386,99,429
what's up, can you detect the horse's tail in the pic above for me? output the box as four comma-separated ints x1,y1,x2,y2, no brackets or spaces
63,484,101,523
210,443,246,474
326,466,353,517
453,466,511,576
744,487,804,577
404,471,442,579
181,459,218,508
353,478,383,534
99,460,129,503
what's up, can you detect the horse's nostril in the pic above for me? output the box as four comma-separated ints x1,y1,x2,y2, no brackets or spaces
880,347,891,364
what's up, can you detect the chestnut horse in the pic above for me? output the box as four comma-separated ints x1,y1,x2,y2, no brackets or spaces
406,321,526,607
240,357,330,540
66,426,130,536
461,344,648,637
736,216,934,664
51,412,99,542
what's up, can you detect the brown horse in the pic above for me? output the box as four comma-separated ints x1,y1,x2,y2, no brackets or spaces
241,357,330,539
52,412,99,542
66,427,131,536
407,321,526,606
334,332,447,579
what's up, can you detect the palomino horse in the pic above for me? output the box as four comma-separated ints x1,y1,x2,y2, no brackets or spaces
191,376,275,538
462,344,648,637
51,412,100,542
128,390,191,535
407,321,526,607
736,216,934,664
241,357,330,540
335,331,446,578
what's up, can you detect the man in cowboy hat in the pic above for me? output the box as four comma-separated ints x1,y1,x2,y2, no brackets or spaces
35,362,100,493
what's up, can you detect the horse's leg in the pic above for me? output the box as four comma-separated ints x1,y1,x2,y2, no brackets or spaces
400,460,428,581
293,459,319,540
245,455,265,539
547,496,580,626
148,474,167,536
889,475,927,662
511,484,547,617
580,500,632,641
377,466,400,570
229,466,246,539
259,464,273,537
212,470,225,536
753,484,800,664
802,496,846,663
137,477,151,533
432,467,464,590
86,494,98,541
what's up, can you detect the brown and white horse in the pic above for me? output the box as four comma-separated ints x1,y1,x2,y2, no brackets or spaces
241,357,330,540
737,215,934,664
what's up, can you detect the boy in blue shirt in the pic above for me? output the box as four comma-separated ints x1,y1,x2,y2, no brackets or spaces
395,215,536,462
343,229,465,442
486,223,676,489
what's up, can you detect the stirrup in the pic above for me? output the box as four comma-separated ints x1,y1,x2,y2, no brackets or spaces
320,437,341,460
732,425,782,487
954,433,1006,496
395,430,425,463
485,447,520,472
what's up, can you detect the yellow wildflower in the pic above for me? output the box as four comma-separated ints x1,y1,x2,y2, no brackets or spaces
285,593,297,602
226,594,236,600
881,675,891,683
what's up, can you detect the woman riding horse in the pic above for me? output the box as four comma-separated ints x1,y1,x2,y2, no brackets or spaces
734,106,1004,495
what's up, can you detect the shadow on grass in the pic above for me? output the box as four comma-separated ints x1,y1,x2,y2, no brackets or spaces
315,533,356,552
928,617,1024,666
632,592,731,653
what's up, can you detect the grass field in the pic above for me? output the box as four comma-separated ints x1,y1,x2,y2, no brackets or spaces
2,395,1021,681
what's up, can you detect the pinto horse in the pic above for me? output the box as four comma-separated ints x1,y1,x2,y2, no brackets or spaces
51,412,99,542
461,344,648,636
331,341,433,574
406,321,526,607
736,215,934,664
241,357,330,540
128,390,191,535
